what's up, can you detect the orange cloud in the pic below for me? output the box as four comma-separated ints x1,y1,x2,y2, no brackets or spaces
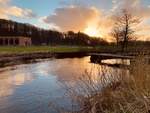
42,6,100,32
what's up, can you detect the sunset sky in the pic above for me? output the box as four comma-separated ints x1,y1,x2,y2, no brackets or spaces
0,0,150,41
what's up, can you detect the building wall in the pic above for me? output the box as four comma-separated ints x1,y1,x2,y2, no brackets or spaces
0,36,32,46
19,37,32,46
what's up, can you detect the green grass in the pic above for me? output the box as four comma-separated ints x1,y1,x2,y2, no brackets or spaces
0,46,97,54
0,45,147,55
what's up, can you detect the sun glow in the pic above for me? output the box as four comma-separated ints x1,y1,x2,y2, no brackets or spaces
83,26,102,37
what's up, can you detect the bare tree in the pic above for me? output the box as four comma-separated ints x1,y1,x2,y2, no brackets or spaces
112,9,140,52
111,26,121,46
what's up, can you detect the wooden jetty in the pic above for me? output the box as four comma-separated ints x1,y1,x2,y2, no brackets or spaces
90,53,135,63
90,53,150,66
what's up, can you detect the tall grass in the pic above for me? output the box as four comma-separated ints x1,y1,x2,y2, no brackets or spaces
63,56,150,113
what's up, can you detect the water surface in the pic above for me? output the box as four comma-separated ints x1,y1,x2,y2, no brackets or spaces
0,57,128,113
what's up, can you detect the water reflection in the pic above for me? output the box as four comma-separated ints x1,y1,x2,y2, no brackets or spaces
0,57,128,113
0,69,35,97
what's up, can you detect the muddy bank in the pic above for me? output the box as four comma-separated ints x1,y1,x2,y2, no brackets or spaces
0,52,89,67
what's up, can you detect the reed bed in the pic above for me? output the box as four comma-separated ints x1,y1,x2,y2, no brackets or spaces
65,56,150,113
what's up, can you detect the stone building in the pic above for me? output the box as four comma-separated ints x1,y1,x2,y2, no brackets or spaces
0,36,32,46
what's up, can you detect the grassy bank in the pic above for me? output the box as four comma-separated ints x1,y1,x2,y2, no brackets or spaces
0,45,149,55
0,46,96,67
0,46,96,54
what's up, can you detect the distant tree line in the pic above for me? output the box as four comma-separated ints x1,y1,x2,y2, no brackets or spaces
0,19,108,46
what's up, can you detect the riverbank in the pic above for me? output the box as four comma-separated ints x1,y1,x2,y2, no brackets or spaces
0,45,149,55
0,52,90,67
0,45,149,67
0,46,95,54
0,46,91,67
0,46,115,67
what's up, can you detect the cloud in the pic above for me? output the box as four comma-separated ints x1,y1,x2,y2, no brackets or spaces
42,0,150,41
112,0,150,18
0,0,36,19
7,6,36,18
101,0,150,41
0,0,10,5
42,6,100,32
110,0,150,40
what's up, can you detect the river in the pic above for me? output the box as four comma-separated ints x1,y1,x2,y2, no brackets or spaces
0,56,129,113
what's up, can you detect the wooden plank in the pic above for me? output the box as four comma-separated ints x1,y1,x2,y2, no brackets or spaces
90,53,134,59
